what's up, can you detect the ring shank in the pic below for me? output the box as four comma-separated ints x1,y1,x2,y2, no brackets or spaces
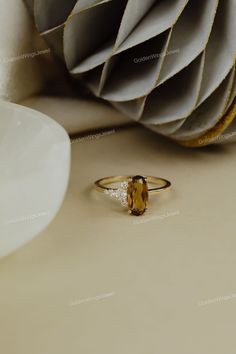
94,176,171,194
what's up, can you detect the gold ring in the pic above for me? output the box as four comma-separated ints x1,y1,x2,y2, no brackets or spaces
94,175,171,216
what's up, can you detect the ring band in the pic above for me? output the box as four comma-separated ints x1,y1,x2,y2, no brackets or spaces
94,175,171,216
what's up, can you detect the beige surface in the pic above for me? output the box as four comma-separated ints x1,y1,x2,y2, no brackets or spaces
21,96,132,134
1,121,236,354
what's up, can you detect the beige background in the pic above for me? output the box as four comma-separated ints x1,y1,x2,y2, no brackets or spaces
0,118,236,354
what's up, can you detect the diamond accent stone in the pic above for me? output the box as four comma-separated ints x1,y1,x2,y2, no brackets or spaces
104,182,128,207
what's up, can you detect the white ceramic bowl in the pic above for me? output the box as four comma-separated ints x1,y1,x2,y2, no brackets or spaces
0,101,71,258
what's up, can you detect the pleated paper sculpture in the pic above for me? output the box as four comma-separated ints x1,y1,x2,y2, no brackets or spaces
25,0,236,146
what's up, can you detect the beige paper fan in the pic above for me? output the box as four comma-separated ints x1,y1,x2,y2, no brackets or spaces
24,0,236,146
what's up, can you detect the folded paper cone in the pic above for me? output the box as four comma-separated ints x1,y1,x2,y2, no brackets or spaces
24,0,236,146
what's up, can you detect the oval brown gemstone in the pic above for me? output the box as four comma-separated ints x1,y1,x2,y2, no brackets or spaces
127,175,149,216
